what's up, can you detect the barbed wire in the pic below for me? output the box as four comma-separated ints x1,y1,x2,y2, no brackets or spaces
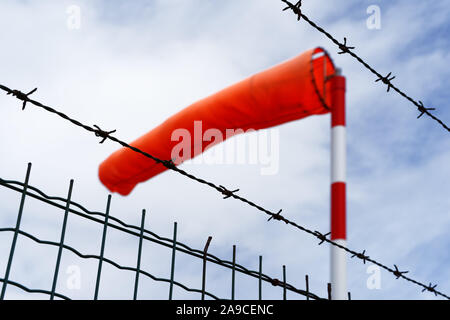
0,84,447,299
280,0,449,132
0,176,323,300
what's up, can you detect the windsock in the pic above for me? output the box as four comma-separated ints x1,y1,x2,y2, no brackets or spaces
99,47,336,195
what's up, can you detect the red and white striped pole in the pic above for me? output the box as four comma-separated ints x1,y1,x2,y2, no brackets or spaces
330,68,347,300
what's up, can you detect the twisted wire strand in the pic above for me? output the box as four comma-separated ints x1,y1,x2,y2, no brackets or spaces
280,0,449,132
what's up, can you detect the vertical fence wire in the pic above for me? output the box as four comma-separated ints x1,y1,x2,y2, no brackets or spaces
0,163,32,300
305,275,310,301
201,236,212,300
133,209,146,300
168,222,177,300
50,179,74,300
94,195,111,300
282,265,287,300
327,283,332,300
258,255,262,300
231,245,236,300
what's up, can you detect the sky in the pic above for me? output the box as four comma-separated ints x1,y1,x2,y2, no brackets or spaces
0,0,449,300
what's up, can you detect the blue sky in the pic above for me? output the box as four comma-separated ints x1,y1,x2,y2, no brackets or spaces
0,0,449,300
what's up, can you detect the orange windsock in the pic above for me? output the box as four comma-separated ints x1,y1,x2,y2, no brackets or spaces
99,47,336,195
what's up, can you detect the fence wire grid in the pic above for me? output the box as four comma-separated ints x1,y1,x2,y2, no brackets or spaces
0,163,329,300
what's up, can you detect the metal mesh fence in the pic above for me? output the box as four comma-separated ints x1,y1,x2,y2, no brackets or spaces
0,163,328,300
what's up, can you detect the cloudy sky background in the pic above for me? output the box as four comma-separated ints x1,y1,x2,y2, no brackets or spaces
0,0,449,300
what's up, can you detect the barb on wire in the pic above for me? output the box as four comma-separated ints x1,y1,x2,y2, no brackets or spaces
393,264,409,279
422,283,438,296
1,83,449,299
351,250,369,264
375,72,396,92
93,125,116,144
417,101,435,119
161,159,176,169
338,37,355,55
280,0,449,132
314,231,331,245
282,0,302,20
7,88,37,110
267,209,286,223
219,185,240,199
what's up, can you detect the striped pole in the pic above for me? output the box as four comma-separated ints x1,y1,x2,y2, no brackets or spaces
330,69,347,300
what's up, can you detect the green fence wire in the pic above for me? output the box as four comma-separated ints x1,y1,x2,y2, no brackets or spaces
0,163,327,300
